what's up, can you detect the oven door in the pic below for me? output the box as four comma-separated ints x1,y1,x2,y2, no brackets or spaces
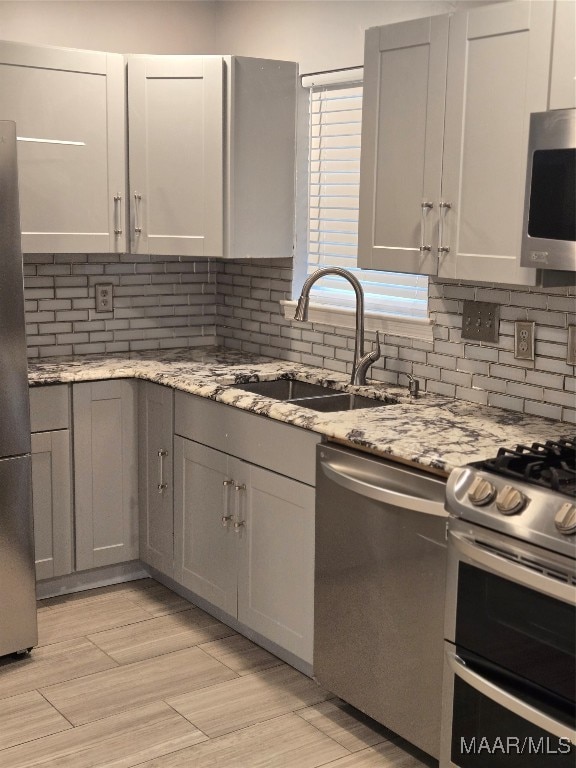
441,520,576,767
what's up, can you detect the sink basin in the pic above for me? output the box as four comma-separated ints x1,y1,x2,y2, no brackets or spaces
232,379,396,412
233,379,339,400
290,393,392,412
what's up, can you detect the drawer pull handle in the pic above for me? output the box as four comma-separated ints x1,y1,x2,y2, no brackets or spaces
157,449,168,493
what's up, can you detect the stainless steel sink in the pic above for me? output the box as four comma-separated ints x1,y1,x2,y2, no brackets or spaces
233,379,339,400
290,393,389,412
232,379,396,412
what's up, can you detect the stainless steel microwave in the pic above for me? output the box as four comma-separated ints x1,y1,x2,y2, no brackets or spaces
521,108,575,272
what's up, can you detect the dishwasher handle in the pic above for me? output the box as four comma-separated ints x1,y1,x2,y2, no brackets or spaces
320,458,448,518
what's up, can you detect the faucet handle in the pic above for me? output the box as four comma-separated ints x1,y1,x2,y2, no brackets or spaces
406,373,420,398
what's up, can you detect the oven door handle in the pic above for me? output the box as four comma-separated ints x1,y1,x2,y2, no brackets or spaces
449,530,575,605
320,460,448,518
447,649,576,744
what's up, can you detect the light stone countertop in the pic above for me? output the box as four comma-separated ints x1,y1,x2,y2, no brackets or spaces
28,347,573,476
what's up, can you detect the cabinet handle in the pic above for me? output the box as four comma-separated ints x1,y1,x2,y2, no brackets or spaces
419,201,433,253
234,484,246,531
157,449,168,493
438,201,451,254
222,479,234,526
113,194,123,236
134,193,142,235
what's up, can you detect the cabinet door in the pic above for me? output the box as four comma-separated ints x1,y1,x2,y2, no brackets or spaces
73,381,138,571
174,437,237,617
0,41,126,253
31,430,72,580
549,0,576,110
139,382,174,577
237,463,315,664
128,55,224,257
440,1,554,284
358,16,449,274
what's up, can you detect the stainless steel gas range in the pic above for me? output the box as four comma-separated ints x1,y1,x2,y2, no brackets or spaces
442,437,576,768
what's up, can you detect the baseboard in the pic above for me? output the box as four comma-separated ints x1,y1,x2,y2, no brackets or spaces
36,561,150,600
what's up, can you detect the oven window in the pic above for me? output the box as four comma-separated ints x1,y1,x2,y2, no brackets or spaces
528,148,576,242
451,676,575,768
456,563,575,703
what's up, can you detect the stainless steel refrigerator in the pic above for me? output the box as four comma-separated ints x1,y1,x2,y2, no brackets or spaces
0,120,38,657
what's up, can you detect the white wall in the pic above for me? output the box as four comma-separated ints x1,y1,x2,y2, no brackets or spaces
0,1,219,53
215,1,455,73
0,0,458,68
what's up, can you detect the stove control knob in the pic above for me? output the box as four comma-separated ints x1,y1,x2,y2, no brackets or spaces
468,476,496,506
496,485,526,516
555,503,576,535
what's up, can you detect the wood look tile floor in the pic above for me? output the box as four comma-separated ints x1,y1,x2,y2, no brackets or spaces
0,578,436,767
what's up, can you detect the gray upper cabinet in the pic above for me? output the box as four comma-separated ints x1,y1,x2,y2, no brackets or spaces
0,40,126,254
549,0,576,110
358,15,449,276
440,0,554,285
359,1,561,285
127,55,297,259
128,56,224,258
73,380,139,571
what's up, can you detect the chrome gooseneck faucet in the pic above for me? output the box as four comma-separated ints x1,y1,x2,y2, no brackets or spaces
294,267,381,385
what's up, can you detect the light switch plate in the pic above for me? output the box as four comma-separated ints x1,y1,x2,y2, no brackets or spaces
461,300,499,343
95,283,113,313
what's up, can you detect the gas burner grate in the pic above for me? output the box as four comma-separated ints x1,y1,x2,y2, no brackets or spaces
478,435,576,496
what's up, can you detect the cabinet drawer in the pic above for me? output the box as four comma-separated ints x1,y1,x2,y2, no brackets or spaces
29,385,69,432
174,391,320,486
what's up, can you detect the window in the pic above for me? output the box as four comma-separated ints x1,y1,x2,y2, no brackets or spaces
296,71,429,329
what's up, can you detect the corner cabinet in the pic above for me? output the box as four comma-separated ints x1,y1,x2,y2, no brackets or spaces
173,393,319,665
0,41,126,254
73,380,138,571
127,55,297,259
358,1,558,285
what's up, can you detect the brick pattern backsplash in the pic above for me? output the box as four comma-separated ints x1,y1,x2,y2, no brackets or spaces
24,253,576,423
23,253,221,358
218,259,576,425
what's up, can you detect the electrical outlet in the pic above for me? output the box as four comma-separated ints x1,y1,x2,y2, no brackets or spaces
461,300,499,343
568,325,576,366
95,283,113,313
514,321,535,361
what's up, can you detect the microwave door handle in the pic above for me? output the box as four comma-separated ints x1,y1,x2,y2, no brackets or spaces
449,530,575,605
446,649,576,745
320,460,448,518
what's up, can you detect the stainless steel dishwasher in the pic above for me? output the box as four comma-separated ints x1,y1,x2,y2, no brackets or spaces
314,442,448,760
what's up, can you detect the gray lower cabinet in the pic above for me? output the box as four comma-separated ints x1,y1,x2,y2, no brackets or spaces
138,381,174,578
30,385,73,581
73,380,139,571
173,391,319,664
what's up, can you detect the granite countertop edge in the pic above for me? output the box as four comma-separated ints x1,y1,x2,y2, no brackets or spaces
27,347,573,476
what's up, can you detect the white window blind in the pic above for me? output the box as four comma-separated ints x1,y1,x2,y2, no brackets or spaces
307,81,428,319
